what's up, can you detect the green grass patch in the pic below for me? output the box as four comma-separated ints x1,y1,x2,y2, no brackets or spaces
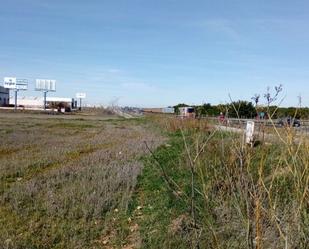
109,131,193,248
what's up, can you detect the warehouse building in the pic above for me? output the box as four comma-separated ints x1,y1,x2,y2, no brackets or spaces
9,96,76,110
0,86,9,106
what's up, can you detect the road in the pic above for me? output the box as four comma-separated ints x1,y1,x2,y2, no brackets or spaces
215,124,308,144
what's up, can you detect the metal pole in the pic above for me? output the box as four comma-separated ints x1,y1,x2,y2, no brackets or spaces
14,90,18,110
80,98,82,111
44,91,47,110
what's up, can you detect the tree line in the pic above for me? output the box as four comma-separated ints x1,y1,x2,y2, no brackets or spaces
174,101,309,119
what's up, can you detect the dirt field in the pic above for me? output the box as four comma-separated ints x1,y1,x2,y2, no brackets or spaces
0,112,164,249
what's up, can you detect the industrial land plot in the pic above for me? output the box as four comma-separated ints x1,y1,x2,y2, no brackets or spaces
0,112,164,248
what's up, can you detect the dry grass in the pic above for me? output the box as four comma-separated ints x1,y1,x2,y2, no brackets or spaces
139,116,309,248
191,130,309,248
2,111,308,248
148,114,209,133
0,113,164,249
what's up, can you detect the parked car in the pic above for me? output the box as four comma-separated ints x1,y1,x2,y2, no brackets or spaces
278,117,301,127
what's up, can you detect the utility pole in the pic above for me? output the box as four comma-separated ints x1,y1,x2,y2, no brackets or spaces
35,79,56,111
75,93,86,111
44,91,47,110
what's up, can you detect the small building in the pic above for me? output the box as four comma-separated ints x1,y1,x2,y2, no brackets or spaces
179,106,195,118
0,86,9,106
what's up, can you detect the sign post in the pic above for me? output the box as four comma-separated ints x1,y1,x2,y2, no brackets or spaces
3,77,28,110
35,79,56,110
14,90,18,110
245,121,255,146
16,79,29,110
75,93,86,110
44,91,47,110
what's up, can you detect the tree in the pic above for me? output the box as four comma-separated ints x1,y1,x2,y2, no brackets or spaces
228,100,255,119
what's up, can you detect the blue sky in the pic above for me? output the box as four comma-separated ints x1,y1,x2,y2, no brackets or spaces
1,0,309,107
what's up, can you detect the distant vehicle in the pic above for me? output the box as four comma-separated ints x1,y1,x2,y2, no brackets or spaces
218,112,226,123
277,117,301,127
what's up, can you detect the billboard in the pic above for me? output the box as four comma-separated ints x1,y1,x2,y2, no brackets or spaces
16,79,28,90
3,77,17,89
35,79,56,91
76,92,86,99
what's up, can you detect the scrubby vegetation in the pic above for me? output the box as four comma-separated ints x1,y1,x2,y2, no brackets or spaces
1,110,308,249
123,116,309,248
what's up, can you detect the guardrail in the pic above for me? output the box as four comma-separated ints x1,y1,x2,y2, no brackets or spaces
202,117,309,134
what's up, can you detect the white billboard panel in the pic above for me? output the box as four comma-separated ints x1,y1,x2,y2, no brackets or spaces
16,79,28,90
35,79,56,91
76,92,86,99
3,77,17,89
